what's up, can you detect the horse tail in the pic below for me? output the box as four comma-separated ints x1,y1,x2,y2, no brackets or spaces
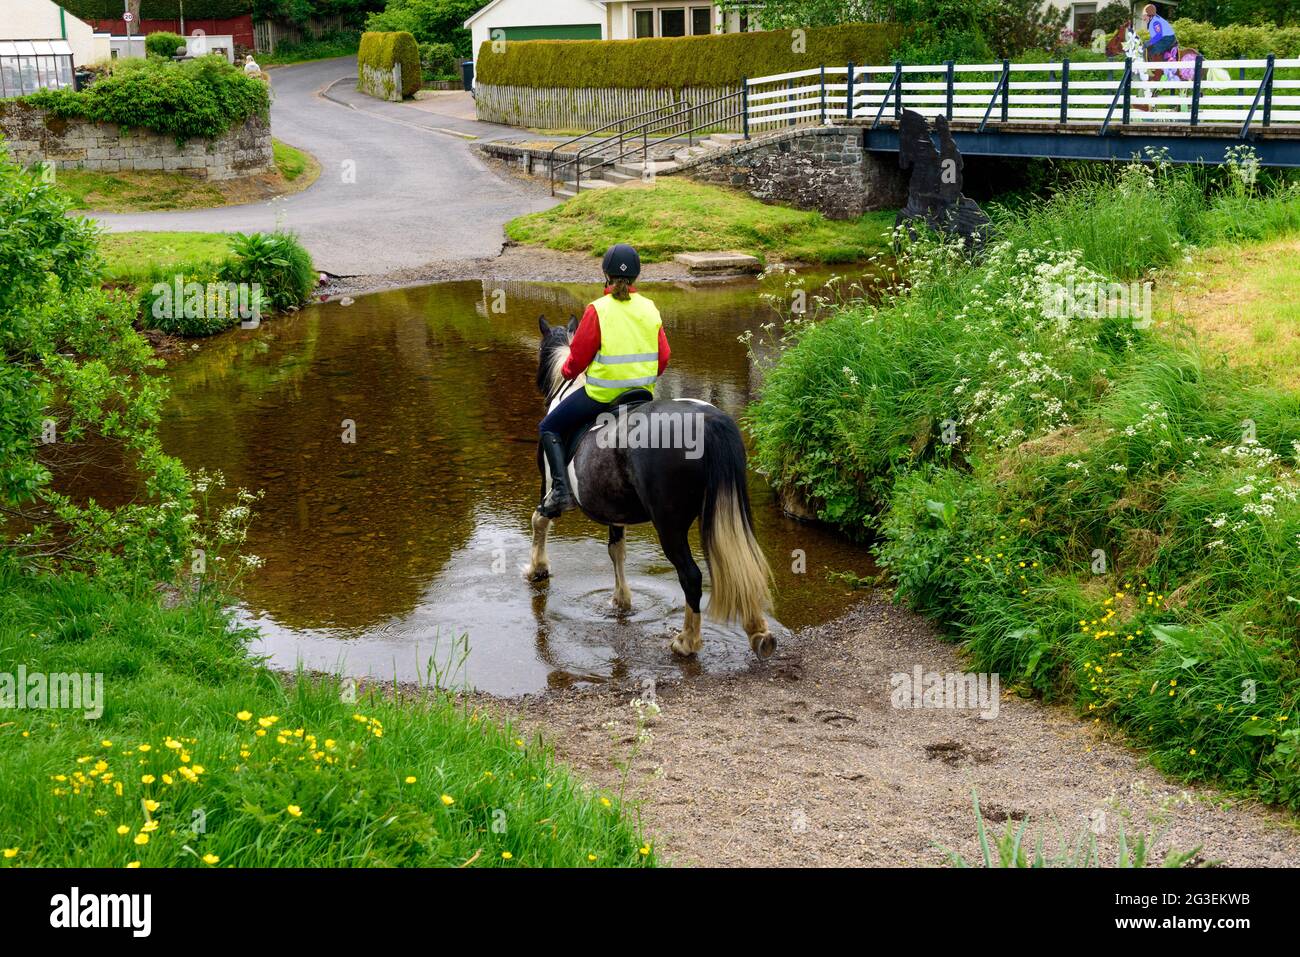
700,413,772,627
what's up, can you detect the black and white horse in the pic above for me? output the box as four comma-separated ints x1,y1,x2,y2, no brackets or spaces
525,316,775,658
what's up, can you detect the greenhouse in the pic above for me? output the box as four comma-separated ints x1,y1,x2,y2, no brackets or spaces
0,39,75,97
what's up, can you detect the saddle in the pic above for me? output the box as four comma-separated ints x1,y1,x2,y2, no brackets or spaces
563,388,654,462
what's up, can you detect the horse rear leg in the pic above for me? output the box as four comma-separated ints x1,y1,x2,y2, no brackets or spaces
608,525,633,612
657,521,703,657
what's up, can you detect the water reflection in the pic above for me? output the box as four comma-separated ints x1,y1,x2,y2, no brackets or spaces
154,277,876,694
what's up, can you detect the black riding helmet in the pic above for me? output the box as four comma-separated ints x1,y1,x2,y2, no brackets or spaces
601,243,641,283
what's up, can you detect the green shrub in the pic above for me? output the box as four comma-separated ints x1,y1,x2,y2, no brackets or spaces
219,231,316,312
419,40,458,81
358,30,421,98
474,22,907,90
22,55,268,143
145,31,185,59
139,270,260,337
0,140,191,577
1172,19,1300,57
59,1,253,16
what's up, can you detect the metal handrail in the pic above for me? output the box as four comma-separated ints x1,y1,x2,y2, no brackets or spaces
870,68,901,129
560,89,744,195
568,101,693,193
548,101,679,196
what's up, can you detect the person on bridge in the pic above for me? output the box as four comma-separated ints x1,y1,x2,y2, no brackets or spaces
1142,4,1178,59
536,243,671,518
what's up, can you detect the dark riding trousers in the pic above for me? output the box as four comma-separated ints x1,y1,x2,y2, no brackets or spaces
538,388,612,441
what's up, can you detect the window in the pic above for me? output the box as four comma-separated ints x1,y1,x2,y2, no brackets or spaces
691,7,712,35
635,9,654,38
660,8,686,37
1072,2,1097,36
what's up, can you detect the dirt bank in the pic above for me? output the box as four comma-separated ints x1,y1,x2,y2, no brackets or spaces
504,595,1300,867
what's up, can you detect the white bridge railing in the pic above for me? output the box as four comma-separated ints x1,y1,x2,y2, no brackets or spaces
743,58,1300,136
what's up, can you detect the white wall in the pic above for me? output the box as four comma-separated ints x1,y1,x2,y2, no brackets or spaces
467,0,607,58
1,0,103,66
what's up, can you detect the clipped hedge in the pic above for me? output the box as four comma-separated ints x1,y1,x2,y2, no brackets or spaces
1172,19,1300,58
358,30,421,98
475,23,908,91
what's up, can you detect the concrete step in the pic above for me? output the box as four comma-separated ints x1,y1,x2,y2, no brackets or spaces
555,178,618,197
673,250,763,275
704,133,744,148
603,170,638,183
613,160,680,177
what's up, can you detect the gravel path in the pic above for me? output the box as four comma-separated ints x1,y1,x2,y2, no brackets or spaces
89,58,557,276
505,596,1300,867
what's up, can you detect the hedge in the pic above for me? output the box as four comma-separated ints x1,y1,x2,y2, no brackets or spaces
358,31,421,98
1172,19,1300,58
58,1,254,18
20,55,268,143
474,23,909,91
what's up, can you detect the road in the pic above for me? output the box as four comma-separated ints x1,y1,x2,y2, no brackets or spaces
91,57,558,276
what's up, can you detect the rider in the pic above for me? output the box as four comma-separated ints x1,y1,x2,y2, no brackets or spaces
1142,3,1177,59
536,243,670,518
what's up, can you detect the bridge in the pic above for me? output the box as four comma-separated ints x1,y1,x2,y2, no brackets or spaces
547,55,1300,196
744,58,1300,167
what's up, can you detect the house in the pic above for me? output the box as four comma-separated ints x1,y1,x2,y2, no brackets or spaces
1050,1,1180,40
1,0,111,73
464,0,759,60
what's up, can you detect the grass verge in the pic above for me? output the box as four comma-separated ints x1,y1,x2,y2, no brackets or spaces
505,178,896,264
55,139,319,213
97,232,234,286
1156,235,1300,390
0,568,653,868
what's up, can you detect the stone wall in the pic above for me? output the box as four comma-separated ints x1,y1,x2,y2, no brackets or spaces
0,102,274,181
674,125,908,220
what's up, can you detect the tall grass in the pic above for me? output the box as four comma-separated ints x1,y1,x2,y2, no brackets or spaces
747,152,1300,807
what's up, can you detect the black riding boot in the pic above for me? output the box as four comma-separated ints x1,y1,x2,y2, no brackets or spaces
538,431,576,518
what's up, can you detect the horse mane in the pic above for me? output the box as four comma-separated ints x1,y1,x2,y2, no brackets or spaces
537,328,572,397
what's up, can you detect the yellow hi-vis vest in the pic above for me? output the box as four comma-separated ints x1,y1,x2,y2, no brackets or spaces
584,292,663,403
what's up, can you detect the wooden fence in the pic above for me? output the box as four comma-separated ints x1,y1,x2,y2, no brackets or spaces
253,15,351,55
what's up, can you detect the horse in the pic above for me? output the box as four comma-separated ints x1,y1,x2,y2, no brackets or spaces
523,315,776,659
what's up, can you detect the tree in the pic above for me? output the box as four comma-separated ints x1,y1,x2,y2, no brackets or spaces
365,0,483,56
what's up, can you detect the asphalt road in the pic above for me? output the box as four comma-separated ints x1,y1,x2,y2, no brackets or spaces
91,57,558,276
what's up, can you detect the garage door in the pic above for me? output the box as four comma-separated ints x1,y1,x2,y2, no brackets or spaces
499,24,602,40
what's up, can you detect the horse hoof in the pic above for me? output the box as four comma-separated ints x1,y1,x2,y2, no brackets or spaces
749,632,776,659
523,565,549,582
670,633,700,657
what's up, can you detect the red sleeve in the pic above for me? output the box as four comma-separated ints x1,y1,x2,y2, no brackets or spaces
561,305,600,380
657,327,671,376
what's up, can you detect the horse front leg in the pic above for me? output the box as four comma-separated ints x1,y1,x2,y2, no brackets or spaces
523,508,552,582
607,524,632,613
